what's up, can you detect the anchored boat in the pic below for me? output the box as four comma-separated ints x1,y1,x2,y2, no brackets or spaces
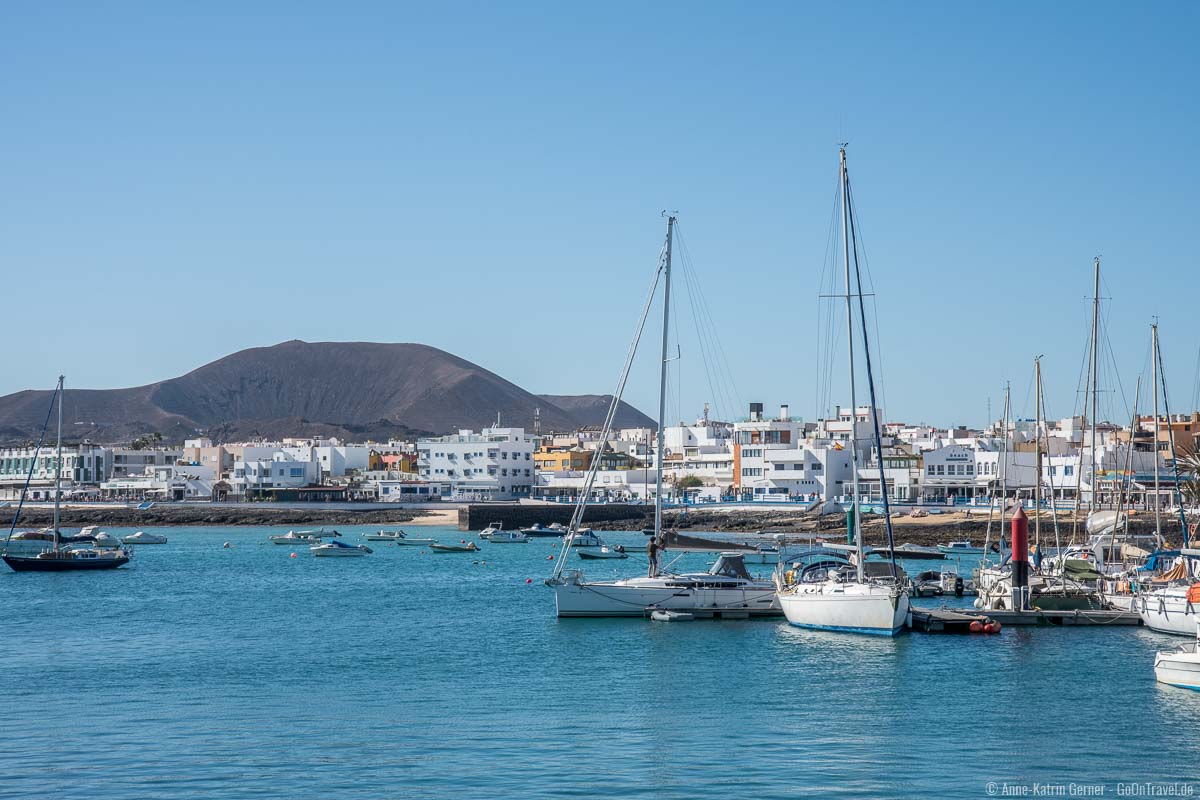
2,377,132,573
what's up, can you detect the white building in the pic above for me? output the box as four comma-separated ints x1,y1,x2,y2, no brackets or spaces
0,443,112,499
418,427,536,500
101,464,215,501
231,454,322,498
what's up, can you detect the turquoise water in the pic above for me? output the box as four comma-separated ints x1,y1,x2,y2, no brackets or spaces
3,525,1199,799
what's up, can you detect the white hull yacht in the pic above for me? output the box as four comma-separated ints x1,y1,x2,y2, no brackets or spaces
778,580,909,636
552,553,779,618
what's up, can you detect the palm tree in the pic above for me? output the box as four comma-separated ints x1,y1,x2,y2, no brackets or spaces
1175,450,1200,509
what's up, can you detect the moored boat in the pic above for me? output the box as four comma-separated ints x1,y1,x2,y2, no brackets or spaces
311,540,372,558
488,530,529,544
364,530,406,542
122,531,168,545
938,541,985,555
521,523,567,537
429,541,480,553
577,545,627,560
1155,625,1200,690
1,376,132,573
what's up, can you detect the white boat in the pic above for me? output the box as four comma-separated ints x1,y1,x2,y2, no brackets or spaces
488,530,529,544
779,579,908,636
546,216,779,619
554,553,780,618
521,523,567,537
478,522,505,540
311,541,372,558
1138,549,1200,635
775,147,909,637
938,541,984,555
1155,625,1200,690
364,530,406,541
269,531,321,546
122,531,168,545
568,529,601,548
394,535,436,546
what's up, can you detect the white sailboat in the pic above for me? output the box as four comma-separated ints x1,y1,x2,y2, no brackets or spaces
1137,323,1198,635
547,214,779,618
775,146,908,636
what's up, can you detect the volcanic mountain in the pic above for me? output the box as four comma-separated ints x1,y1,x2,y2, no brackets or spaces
0,341,655,445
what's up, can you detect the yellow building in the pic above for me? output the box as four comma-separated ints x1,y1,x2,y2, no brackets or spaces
533,447,593,472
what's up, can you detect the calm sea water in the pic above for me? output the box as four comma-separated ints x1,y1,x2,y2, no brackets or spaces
3,525,1199,800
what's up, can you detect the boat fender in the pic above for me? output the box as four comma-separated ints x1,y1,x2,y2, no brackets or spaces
1187,583,1200,605
983,622,998,635
969,621,984,633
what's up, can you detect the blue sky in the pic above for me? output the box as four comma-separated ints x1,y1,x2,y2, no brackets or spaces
2,2,1197,428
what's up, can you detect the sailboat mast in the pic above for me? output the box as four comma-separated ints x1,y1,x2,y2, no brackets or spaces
1090,257,1100,510
654,215,675,539
1034,358,1043,551
52,375,64,551
839,147,864,581
1152,322,1162,542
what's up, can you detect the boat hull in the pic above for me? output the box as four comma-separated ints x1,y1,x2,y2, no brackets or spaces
1155,646,1200,690
1139,589,1197,636
3,554,129,572
779,582,909,636
552,577,779,618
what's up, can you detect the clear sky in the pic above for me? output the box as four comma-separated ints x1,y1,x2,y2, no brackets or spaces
2,2,1197,429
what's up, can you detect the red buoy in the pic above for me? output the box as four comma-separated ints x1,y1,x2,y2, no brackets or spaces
983,622,998,634
990,621,1002,633
525,578,533,584
290,552,297,559
969,620,984,633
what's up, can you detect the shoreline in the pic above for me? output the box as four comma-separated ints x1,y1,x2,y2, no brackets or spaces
6,504,445,528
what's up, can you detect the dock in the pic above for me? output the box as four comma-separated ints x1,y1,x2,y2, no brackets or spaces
908,607,993,633
982,608,1141,626
908,606,1142,633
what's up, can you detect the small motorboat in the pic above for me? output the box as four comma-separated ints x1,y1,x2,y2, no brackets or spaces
938,541,985,555
364,530,406,542
270,529,338,545
394,535,436,546
488,530,529,544
520,523,567,537
429,541,480,553
911,569,945,597
478,522,505,540
649,609,693,622
578,545,628,560
569,529,602,548
1155,624,1200,690
270,531,320,546
122,531,168,545
311,541,372,558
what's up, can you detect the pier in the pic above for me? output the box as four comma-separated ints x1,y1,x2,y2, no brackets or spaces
908,606,1142,633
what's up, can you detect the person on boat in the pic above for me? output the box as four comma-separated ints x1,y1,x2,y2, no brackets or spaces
647,536,660,577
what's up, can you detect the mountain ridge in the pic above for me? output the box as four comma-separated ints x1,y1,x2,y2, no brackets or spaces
0,341,655,445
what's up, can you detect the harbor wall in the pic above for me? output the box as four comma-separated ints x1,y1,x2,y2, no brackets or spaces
457,504,648,531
